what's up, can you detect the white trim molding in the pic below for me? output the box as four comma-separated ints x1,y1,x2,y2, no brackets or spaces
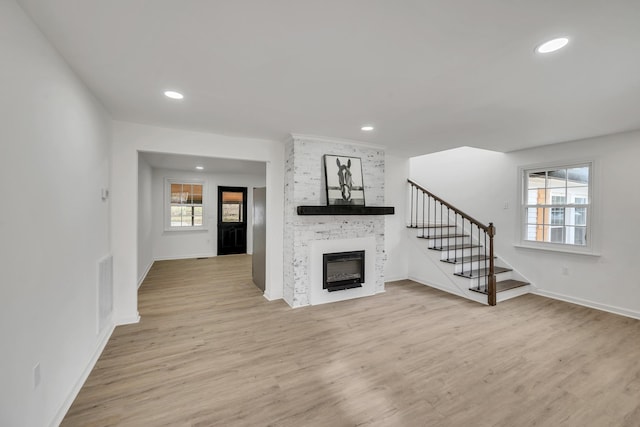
534,289,640,320
288,133,386,150
407,275,488,305
116,313,141,325
384,276,410,283
154,253,216,262
137,260,154,289
513,243,601,257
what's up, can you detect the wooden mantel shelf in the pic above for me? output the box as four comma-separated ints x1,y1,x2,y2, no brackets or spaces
296,206,395,216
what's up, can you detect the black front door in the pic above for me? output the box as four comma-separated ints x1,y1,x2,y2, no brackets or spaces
217,186,248,255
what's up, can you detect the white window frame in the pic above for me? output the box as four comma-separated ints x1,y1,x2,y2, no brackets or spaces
164,178,207,231
517,160,598,256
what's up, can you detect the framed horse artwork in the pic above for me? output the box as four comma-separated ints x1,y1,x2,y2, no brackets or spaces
323,154,365,206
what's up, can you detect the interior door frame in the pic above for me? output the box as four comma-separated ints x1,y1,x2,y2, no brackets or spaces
217,186,248,255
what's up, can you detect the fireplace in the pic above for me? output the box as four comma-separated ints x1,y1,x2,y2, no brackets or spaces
323,250,365,292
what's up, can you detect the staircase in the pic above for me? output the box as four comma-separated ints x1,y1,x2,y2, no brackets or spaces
408,179,530,305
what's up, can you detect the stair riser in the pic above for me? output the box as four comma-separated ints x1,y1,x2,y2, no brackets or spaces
414,227,458,237
424,236,471,248
466,272,514,288
496,285,532,303
439,247,487,260
453,260,492,273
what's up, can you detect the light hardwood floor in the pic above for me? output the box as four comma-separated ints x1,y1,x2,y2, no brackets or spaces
63,255,640,426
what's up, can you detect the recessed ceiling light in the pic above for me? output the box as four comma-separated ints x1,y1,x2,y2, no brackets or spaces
195,166,204,170
361,125,374,131
164,90,184,100
536,37,569,54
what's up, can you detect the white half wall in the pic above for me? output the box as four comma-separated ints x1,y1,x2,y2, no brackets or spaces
150,168,265,261
0,1,112,426
409,131,640,318
112,121,285,321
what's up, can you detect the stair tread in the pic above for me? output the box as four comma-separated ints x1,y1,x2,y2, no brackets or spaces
496,279,529,292
430,243,481,251
417,234,468,240
441,254,495,264
454,266,512,278
470,280,529,295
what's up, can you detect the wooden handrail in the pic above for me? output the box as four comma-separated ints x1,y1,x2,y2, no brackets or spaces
407,179,493,234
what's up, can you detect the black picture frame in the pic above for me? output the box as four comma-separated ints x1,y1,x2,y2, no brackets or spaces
323,154,365,206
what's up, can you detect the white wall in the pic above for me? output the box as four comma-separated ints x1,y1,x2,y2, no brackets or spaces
151,168,265,261
137,156,153,286
410,131,640,318
0,1,112,426
111,121,285,323
384,154,410,281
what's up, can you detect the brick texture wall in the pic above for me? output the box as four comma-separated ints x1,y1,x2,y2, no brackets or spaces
283,136,386,307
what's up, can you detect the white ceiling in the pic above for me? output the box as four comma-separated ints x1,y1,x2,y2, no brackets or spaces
140,152,265,175
18,0,640,156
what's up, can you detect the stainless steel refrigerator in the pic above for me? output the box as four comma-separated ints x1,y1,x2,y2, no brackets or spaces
252,187,266,292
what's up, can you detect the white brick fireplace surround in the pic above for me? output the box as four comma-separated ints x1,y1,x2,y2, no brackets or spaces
283,135,386,308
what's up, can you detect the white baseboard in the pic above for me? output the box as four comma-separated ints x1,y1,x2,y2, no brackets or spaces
50,322,115,427
408,275,487,305
154,252,216,261
384,276,409,283
116,313,141,325
262,291,278,301
533,289,640,320
137,260,154,289
408,275,464,298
